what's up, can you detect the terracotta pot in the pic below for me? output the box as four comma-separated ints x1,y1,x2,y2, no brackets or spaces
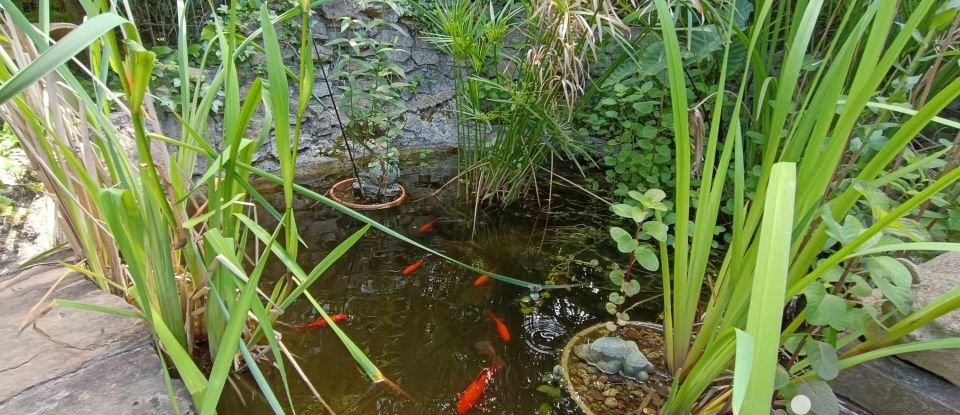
326,178,406,210
560,321,666,415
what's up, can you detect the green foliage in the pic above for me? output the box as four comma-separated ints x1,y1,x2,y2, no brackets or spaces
582,79,674,197
327,9,409,145
605,187,668,322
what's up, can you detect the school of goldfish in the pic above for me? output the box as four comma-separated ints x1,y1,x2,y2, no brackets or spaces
289,217,514,413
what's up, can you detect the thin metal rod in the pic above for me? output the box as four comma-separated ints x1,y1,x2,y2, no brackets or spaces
313,40,364,197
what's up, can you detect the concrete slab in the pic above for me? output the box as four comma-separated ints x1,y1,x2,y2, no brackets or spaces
0,265,192,414
902,252,960,386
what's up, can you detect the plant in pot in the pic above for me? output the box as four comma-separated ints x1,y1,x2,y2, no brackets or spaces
566,0,960,414
325,3,410,207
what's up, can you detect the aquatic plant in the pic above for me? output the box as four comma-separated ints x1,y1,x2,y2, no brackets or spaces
327,2,411,200
419,0,632,207
636,0,960,412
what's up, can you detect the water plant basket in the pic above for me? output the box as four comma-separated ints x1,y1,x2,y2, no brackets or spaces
560,321,669,414
326,178,406,210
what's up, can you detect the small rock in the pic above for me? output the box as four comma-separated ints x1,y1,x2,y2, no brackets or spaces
605,397,619,408
603,388,618,397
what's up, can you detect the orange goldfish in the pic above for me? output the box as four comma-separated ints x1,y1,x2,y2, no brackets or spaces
484,311,511,342
403,259,425,276
473,274,491,286
456,342,503,414
296,313,348,331
418,218,439,232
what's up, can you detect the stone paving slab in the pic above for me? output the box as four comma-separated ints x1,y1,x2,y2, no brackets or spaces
835,356,960,415
902,252,960,386
0,265,192,414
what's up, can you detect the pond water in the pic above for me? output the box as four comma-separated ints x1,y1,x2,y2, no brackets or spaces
220,151,662,414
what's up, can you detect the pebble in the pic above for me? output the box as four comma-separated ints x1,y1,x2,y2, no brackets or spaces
603,388,618,397
605,397,619,408
598,375,608,383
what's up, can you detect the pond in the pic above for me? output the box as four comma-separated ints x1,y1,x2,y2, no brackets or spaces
220,151,662,414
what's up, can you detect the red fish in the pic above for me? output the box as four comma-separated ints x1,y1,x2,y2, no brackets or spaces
418,218,439,232
402,259,425,276
473,274,491,286
456,342,503,414
296,313,348,331
485,311,511,342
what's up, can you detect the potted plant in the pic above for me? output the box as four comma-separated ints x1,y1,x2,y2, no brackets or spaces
323,1,411,209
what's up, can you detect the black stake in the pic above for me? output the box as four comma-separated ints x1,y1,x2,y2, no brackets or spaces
313,40,364,198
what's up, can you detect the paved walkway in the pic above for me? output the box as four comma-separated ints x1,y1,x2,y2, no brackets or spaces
0,264,192,415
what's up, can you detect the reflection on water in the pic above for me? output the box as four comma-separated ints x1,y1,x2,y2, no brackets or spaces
220,153,661,414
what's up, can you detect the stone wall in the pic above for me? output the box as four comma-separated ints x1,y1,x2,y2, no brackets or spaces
229,0,457,172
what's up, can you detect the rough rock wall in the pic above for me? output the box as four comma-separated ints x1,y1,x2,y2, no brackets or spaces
238,0,458,172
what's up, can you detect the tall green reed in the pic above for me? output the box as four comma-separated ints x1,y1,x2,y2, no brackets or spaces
641,0,960,412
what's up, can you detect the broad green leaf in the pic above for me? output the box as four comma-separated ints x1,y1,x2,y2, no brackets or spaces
805,341,839,380
804,283,851,330
644,188,667,202
782,380,839,415
865,257,913,314
623,280,641,296
612,203,634,219
643,221,668,242
634,245,659,271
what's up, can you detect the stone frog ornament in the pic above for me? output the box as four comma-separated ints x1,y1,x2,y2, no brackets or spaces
573,337,656,382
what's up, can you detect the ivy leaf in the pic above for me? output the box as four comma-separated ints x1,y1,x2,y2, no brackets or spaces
634,245,659,271
643,221,668,242
805,341,839,381
609,269,625,286
622,280,641,296
804,283,851,330
865,256,913,314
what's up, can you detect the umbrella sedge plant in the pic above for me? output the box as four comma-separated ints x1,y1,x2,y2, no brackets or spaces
0,0,554,413
637,0,960,413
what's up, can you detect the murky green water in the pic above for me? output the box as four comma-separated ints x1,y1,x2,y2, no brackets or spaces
220,152,661,414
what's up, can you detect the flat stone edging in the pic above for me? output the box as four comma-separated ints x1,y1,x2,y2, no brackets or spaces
0,265,192,415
